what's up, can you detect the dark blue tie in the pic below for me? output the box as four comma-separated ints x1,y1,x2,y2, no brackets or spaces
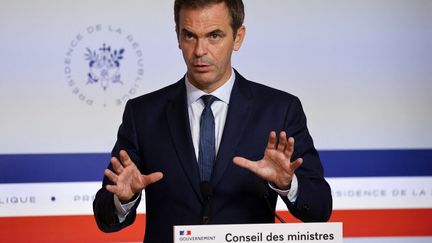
198,95,217,182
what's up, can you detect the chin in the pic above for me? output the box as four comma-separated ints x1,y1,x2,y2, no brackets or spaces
190,73,215,84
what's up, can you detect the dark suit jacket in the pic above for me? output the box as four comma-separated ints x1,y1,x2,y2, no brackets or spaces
93,70,332,243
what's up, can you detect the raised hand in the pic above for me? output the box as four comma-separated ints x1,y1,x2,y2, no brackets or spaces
233,131,303,190
104,150,163,202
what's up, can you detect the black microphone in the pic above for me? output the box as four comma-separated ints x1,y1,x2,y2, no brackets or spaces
256,181,286,223
200,181,213,224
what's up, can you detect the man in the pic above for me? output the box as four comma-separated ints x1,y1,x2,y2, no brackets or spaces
93,0,332,242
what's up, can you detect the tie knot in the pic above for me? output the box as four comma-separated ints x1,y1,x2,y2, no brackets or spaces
201,95,217,108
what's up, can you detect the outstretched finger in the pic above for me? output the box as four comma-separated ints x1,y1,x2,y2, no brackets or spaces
105,184,118,194
284,137,295,158
266,131,277,150
110,156,124,174
119,150,133,166
277,131,288,152
104,168,118,184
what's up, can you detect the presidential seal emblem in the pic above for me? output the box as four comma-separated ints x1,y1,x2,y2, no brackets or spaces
64,24,144,107
85,44,125,91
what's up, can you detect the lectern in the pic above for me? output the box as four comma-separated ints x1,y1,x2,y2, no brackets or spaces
174,222,343,243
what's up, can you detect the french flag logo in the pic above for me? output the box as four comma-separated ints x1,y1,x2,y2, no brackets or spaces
179,230,192,236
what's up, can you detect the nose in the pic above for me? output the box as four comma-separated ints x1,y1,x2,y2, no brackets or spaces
193,38,207,57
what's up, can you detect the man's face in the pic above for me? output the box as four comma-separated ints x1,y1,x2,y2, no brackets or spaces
178,2,245,93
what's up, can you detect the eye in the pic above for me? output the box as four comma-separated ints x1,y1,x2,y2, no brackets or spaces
182,31,195,41
209,33,222,40
185,33,194,40
183,32,195,40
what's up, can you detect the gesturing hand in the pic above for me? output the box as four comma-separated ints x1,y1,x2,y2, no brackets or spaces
233,131,303,190
104,150,163,202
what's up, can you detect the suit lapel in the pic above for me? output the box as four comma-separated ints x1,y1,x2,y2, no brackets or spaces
165,80,202,199
165,73,254,196
211,72,253,187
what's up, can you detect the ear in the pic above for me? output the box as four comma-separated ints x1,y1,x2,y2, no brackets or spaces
233,25,246,51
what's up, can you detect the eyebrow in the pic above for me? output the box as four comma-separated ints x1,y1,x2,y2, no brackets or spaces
181,28,226,37
181,28,196,37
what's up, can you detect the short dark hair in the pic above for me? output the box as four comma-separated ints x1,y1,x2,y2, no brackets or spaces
174,0,245,37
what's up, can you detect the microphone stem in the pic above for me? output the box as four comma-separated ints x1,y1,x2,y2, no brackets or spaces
264,196,286,223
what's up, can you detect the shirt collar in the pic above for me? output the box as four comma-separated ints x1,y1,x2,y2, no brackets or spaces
185,69,235,106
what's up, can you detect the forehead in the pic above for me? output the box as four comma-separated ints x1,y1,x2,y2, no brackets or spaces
179,2,232,32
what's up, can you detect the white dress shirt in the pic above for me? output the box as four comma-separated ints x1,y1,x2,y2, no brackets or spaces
114,69,298,222
185,70,234,159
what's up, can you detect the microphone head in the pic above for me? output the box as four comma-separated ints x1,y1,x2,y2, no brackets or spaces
200,181,213,199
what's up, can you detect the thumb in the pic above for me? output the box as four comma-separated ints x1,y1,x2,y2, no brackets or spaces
142,172,164,187
233,156,254,170
290,158,303,172
233,156,262,178
233,156,246,166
